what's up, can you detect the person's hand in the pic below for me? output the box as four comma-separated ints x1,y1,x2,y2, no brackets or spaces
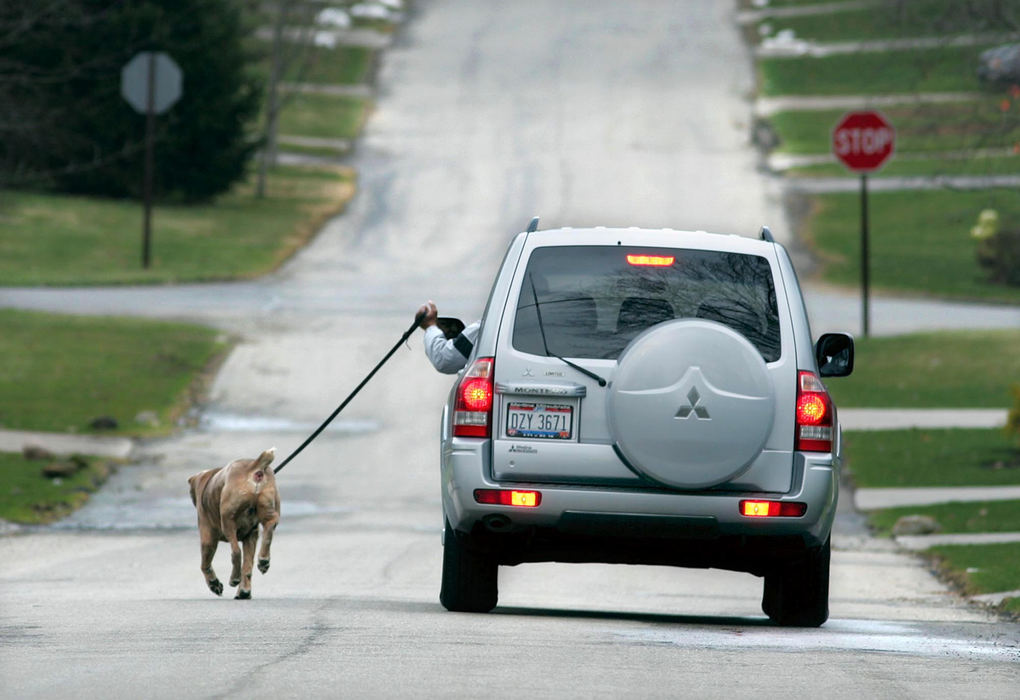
417,300,438,328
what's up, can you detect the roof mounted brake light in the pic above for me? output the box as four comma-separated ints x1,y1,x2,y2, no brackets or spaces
626,254,675,267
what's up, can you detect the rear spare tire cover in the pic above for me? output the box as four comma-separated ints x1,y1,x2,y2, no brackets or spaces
608,319,775,489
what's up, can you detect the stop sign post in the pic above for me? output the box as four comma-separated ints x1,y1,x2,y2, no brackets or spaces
832,111,894,337
121,52,183,269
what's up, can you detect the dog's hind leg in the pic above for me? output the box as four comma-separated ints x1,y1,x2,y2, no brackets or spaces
222,518,243,589
200,533,223,596
236,532,257,599
257,510,279,574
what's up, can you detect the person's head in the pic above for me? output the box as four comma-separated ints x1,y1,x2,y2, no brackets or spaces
436,317,466,339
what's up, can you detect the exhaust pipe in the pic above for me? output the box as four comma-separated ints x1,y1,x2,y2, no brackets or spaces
483,514,512,532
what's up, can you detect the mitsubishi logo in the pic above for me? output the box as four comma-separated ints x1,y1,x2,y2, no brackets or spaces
675,387,710,420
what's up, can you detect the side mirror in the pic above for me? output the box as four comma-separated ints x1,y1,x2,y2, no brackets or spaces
436,317,466,340
815,332,854,377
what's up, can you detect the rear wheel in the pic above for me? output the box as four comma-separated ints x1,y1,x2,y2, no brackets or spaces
762,537,830,627
440,521,498,613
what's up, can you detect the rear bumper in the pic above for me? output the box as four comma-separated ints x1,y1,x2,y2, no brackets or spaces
441,438,838,572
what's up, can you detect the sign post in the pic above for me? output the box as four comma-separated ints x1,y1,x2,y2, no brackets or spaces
832,111,894,337
121,52,183,269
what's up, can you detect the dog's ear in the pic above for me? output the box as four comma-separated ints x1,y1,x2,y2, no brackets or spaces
188,474,199,506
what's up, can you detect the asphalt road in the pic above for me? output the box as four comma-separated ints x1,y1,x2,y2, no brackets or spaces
2,1,1019,697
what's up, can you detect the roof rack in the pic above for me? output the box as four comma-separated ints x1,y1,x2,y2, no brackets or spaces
759,225,774,243
527,216,540,233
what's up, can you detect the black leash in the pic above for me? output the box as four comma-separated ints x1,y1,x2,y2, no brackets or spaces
273,311,426,475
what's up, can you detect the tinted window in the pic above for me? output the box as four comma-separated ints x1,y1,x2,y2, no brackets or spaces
513,246,781,361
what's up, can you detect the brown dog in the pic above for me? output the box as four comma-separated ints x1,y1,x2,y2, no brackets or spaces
187,448,280,599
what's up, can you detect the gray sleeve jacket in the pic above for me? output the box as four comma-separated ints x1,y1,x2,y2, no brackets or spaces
423,322,480,374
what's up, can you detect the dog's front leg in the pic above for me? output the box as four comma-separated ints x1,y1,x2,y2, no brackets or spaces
236,532,257,599
257,511,279,574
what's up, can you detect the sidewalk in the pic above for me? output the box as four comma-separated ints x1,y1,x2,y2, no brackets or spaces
840,408,1008,431
785,173,1020,194
0,429,133,459
756,32,1020,58
895,531,1020,551
855,486,1020,510
753,91,983,117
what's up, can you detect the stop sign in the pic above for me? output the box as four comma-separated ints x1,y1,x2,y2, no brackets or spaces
832,111,894,171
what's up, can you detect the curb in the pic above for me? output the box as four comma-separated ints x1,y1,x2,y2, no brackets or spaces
895,531,1020,551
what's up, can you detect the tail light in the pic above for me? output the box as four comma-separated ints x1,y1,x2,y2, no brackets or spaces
453,357,494,438
796,370,833,452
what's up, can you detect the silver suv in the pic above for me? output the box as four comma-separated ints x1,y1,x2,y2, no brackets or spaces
438,221,854,627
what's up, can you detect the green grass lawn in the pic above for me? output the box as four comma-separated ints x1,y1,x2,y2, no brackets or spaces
867,500,1020,536
929,541,1020,596
803,189,1020,303
275,93,371,140
0,165,355,286
825,330,1020,408
0,309,226,434
255,44,374,86
844,428,1020,488
756,0,1011,42
759,44,995,96
768,101,1020,155
0,452,110,524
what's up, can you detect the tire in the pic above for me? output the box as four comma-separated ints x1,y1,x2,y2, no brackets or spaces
762,537,830,627
440,521,498,613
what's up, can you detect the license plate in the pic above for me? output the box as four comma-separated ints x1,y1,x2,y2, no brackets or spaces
506,402,573,440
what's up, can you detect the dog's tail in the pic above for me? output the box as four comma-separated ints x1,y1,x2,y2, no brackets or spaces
255,447,276,471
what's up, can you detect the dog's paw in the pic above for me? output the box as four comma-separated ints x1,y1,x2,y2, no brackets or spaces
258,558,270,574
235,589,251,600
229,576,241,587
208,579,224,596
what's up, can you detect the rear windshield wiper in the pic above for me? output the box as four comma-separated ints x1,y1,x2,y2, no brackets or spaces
528,274,608,388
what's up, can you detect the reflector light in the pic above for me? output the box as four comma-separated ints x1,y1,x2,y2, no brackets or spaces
740,500,807,517
626,254,675,267
454,357,495,438
742,500,773,517
474,489,542,508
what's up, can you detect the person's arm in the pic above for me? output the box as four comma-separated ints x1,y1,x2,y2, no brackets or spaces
419,301,474,374
423,325,469,373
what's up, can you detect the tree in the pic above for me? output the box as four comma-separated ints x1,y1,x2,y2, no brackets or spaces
0,0,262,201
255,0,319,199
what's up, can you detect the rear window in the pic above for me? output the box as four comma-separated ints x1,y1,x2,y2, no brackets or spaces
512,246,781,361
